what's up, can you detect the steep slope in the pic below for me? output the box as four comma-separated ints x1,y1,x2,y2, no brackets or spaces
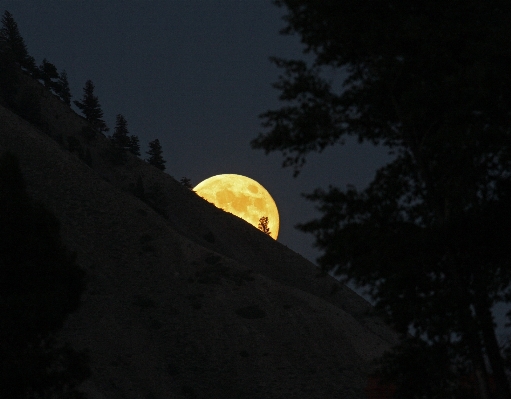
0,95,398,398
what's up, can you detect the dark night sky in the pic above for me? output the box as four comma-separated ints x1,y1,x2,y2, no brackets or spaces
4,1,391,263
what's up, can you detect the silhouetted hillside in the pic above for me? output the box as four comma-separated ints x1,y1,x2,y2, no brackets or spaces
0,57,399,399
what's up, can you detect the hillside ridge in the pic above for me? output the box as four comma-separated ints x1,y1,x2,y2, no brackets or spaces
0,77,398,398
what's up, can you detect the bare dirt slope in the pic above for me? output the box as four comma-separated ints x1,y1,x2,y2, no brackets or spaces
0,87,398,398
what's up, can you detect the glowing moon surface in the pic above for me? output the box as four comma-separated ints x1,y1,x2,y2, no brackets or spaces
194,174,280,239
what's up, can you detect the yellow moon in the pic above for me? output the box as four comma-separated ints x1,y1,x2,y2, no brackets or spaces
194,174,280,239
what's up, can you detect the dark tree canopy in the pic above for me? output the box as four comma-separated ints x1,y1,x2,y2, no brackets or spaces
74,79,109,133
0,152,89,398
128,134,141,157
0,10,36,73
146,139,166,171
111,114,130,149
253,1,511,398
180,177,192,189
38,58,59,90
56,69,72,106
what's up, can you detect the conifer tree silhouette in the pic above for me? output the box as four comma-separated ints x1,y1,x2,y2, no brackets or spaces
38,58,59,90
258,216,271,236
128,134,141,156
0,151,89,397
111,114,129,149
55,69,72,106
0,11,36,73
146,139,166,171
180,177,192,189
73,79,109,133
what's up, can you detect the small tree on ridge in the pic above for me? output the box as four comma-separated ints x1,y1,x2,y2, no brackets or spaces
73,79,109,134
258,216,271,236
55,69,72,106
127,135,141,156
146,139,166,171
38,58,59,90
111,114,129,149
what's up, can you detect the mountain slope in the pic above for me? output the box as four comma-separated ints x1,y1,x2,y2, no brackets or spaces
0,84,398,398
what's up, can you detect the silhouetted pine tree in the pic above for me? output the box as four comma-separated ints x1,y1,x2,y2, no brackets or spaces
55,69,72,105
0,11,36,73
73,79,109,133
128,135,141,156
0,151,90,398
258,216,271,236
38,58,59,90
180,177,192,189
146,139,166,171
111,114,129,149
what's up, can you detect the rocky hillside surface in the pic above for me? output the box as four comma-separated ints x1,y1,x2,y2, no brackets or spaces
0,76,398,399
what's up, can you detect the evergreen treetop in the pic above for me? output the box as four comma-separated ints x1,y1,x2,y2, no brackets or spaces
0,10,36,73
146,139,166,171
128,135,141,157
38,58,59,90
111,114,130,149
73,79,109,133
55,69,72,106
180,177,193,189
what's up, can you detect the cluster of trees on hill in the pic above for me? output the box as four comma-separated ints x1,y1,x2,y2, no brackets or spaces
0,10,168,171
253,1,511,398
0,11,178,397
0,12,70,115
